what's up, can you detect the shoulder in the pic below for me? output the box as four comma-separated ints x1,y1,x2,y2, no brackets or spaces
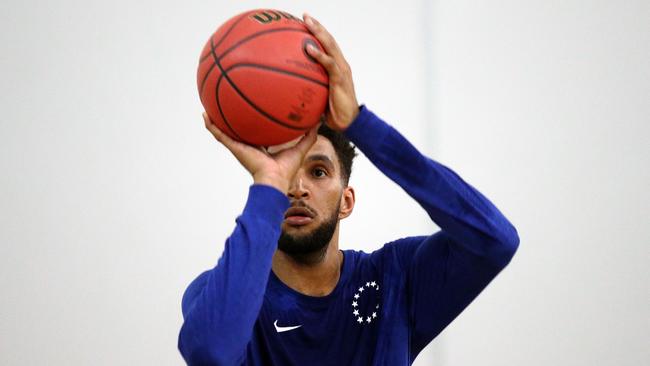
345,235,432,272
374,236,427,269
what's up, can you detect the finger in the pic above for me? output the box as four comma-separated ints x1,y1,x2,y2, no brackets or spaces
305,43,339,76
203,112,247,155
259,146,271,156
293,124,319,155
303,14,346,66
204,112,228,146
275,125,318,161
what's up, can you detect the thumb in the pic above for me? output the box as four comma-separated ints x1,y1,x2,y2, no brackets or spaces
275,124,319,161
293,124,320,155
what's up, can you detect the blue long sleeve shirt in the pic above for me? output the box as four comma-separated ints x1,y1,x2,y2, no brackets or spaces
178,106,520,365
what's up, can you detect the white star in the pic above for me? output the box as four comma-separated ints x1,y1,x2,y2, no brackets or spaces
372,312,377,318
352,301,358,307
359,287,364,293
353,309,359,316
366,316,372,323
354,293,359,299
376,304,380,309
357,316,363,323
376,285,379,291
365,282,370,287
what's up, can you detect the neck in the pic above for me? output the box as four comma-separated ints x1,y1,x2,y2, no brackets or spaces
271,227,343,297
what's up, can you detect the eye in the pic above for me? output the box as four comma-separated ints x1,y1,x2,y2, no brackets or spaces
312,167,328,178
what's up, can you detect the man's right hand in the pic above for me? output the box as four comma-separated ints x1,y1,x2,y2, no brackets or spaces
203,112,318,194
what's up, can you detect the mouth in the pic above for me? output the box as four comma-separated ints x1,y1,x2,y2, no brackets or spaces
284,206,315,226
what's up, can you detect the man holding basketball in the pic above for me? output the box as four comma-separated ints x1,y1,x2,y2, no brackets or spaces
179,14,519,366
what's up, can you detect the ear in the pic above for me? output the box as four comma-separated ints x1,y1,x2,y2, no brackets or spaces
338,186,355,220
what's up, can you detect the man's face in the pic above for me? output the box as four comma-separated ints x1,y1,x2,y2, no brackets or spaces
278,135,354,263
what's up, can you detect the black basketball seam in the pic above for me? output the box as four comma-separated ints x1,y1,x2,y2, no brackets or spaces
221,62,327,128
215,69,246,141
199,12,250,64
210,37,245,141
216,27,313,63
198,13,251,114
213,71,313,132
209,36,314,132
225,63,328,88
201,27,319,96
213,65,320,131
199,61,217,96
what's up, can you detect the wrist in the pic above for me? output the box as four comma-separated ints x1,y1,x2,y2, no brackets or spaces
344,105,360,130
332,104,361,131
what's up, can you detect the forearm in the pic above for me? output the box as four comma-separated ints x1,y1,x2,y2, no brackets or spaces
345,106,519,266
178,185,288,365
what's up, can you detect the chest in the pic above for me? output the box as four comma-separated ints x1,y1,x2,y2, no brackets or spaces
245,263,411,365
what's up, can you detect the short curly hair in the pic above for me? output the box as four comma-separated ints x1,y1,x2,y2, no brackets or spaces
317,122,357,185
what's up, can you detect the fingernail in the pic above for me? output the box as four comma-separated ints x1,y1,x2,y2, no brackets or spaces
305,16,314,26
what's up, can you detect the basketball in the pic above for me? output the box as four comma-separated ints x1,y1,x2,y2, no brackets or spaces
197,9,329,147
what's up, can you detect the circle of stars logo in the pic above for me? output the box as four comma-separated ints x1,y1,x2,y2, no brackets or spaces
351,280,380,325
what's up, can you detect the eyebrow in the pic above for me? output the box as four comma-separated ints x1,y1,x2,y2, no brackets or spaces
306,154,336,171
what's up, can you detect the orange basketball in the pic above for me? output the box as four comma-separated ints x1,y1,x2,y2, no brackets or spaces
197,9,329,147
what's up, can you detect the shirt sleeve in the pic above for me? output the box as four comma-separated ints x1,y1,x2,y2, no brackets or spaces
178,184,289,365
345,106,520,359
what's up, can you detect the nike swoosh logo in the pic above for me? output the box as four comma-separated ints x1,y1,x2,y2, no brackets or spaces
274,320,302,333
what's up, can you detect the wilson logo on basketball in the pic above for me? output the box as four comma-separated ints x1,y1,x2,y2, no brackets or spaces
250,10,300,24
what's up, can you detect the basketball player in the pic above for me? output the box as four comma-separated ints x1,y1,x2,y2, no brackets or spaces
179,14,519,365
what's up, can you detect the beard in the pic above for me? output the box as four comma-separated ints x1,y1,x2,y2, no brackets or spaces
278,203,340,265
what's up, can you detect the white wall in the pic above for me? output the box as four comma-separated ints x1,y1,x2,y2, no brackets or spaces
2,0,647,365
429,1,649,365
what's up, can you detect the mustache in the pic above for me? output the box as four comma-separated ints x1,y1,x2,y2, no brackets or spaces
289,201,317,216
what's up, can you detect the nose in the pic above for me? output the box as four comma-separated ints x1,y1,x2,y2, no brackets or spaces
287,176,309,199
